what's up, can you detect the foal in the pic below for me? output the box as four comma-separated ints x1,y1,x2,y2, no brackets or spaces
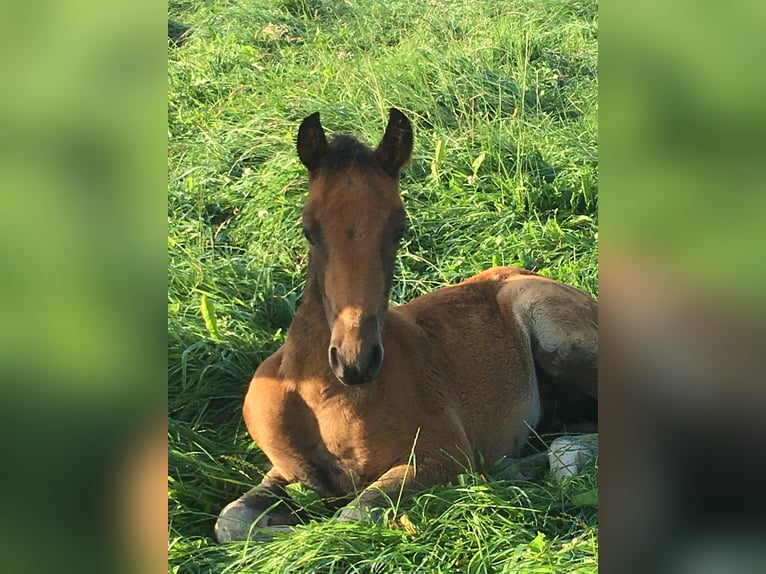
215,108,597,542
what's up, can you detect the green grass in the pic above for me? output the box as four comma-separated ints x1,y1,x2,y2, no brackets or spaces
168,0,598,571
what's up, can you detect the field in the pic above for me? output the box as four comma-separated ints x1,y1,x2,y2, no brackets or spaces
168,0,598,571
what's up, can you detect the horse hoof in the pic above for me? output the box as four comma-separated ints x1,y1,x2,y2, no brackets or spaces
337,503,384,523
548,434,598,481
215,499,298,543
215,498,259,543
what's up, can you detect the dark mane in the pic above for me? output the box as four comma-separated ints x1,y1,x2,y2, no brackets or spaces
317,135,382,175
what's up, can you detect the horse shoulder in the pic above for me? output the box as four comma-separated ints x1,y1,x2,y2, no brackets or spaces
242,349,291,450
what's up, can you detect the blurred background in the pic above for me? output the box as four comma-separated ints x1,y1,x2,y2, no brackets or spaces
0,0,764,572
601,1,766,572
0,1,165,573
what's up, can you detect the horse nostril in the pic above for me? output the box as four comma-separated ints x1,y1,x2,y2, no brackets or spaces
329,343,383,385
369,343,383,372
329,346,340,371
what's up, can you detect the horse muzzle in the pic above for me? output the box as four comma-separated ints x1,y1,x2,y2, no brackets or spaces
328,309,384,385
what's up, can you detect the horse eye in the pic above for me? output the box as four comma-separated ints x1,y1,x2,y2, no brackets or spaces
302,226,316,245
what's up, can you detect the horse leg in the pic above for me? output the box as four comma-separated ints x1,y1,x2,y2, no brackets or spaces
496,433,599,481
337,449,470,522
214,469,301,543
501,278,598,432
335,463,413,522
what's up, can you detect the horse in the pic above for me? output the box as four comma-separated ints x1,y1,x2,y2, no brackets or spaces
215,108,598,542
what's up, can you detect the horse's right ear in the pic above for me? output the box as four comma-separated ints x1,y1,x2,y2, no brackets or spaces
297,112,327,172
375,108,413,177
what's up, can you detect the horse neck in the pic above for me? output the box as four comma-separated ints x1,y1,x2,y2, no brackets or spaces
281,276,332,379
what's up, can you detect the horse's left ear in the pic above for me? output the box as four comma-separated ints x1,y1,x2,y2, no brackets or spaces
297,112,328,172
375,108,413,178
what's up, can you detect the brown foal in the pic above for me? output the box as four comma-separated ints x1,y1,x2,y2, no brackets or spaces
215,108,597,542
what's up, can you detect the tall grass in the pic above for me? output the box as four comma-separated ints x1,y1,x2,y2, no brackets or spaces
169,0,597,571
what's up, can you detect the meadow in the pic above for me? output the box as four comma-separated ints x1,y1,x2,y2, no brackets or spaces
168,0,598,571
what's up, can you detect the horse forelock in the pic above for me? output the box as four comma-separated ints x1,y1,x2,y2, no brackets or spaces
310,135,387,179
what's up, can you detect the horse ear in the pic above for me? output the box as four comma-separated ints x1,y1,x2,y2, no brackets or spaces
297,112,328,172
375,108,413,177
